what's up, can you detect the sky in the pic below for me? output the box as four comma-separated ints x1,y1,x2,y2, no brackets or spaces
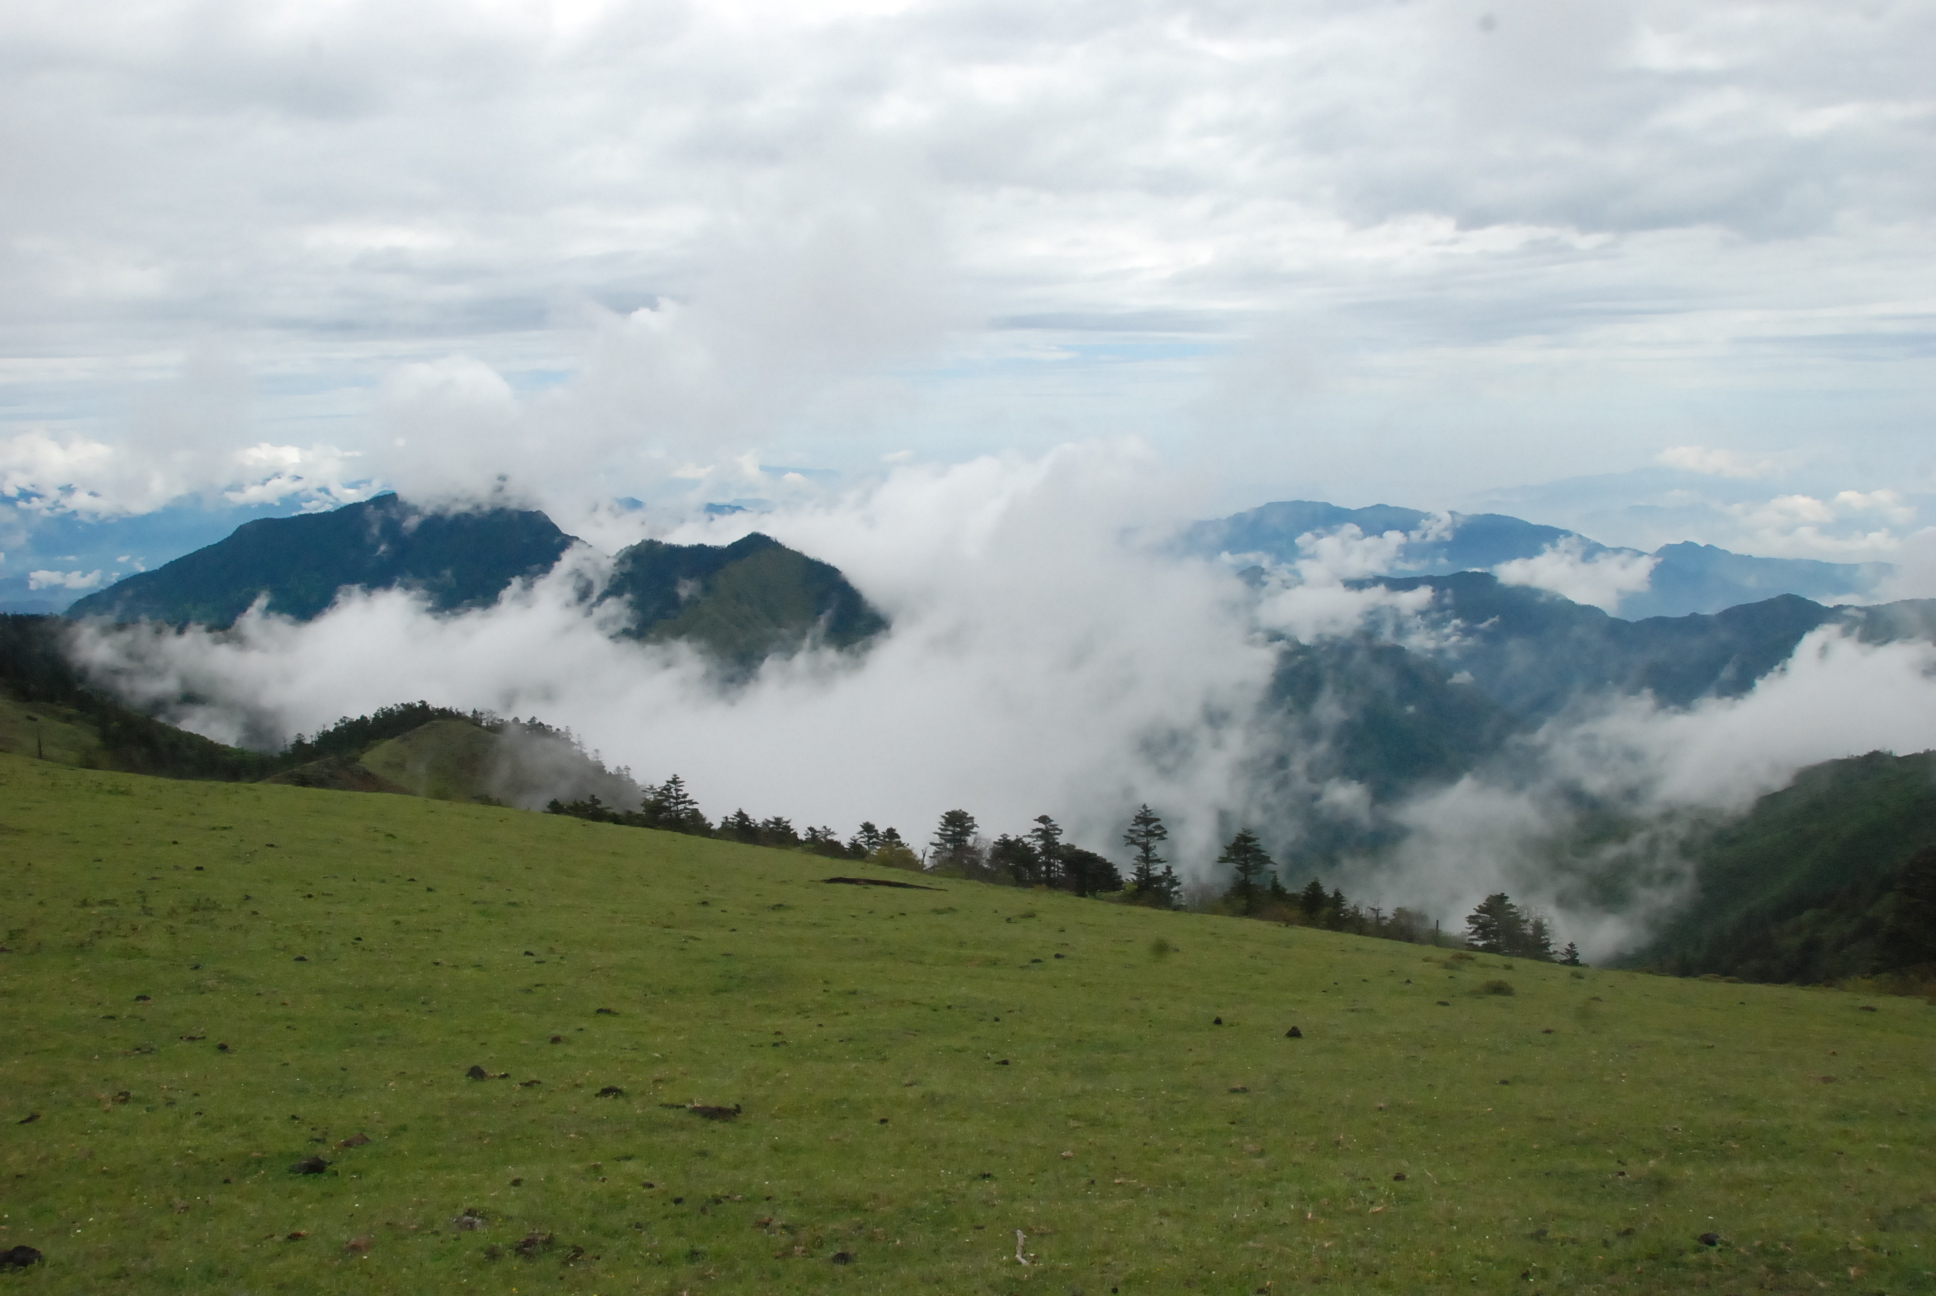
3,0,1935,595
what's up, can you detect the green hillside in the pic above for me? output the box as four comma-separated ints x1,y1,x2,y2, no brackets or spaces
1625,750,1936,984
602,532,887,672
2,755,1933,1293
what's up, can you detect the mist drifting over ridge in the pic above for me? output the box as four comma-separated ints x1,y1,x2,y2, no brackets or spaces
66,442,1936,961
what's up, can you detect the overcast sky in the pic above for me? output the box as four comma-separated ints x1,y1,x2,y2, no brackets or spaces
3,0,1933,567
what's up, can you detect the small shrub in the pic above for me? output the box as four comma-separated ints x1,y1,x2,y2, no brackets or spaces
1481,979,1515,996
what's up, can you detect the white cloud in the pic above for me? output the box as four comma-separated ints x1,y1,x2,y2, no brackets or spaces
29,568,106,590
0,0,1931,514
70,442,1275,864
1656,445,1780,479
1494,538,1659,613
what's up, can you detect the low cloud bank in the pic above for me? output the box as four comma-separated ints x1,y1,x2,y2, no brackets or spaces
69,445,1936,960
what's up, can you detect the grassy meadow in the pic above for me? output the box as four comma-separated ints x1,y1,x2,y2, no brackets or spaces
1,751,1932,1294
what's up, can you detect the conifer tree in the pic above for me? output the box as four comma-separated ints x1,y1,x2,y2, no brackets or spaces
929,810,979,871
1123,804,1171,902
1218,829,1273,916
1028,815,1065,889
643,774,710,835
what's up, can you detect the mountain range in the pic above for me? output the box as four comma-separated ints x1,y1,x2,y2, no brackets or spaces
65,494,887,671
1180,499,1892,617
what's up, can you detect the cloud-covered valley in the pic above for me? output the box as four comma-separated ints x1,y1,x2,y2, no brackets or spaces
66,446,1936,959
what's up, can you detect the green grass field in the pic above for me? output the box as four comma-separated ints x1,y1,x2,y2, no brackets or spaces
2,752,1932,1294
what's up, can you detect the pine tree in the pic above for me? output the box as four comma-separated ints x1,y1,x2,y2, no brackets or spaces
1465,893,1526,954
1560,942,1583,967
1524,913,1555,961
643,774,709,835
929,810,979,871
849,821,884,856
719,808,761,844
990,833,1040,887
1298,878,1328,922
1028,815,1065,889
1218,829,1273,916
1122,804,1170,902
1151,863,1181,910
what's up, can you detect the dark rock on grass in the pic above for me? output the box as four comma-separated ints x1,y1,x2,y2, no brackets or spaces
596,1086,625,1098
289,1156,329,1175
549,1035,565,1044
595,1007,617,1016
1697,1232,1722,1247
466,1065,489,1080
830,1250,855,1264
514,1231,554,1257
1286,1026,1303,1038
661,1102,741,1120
16,1112,39,1125
216,1042,231,1052
452,1213,485,1232
338,1133,371,1148
1212,1016,1223,1025
0,1246,43,1270
822,876,940,891
1393,1172,1407,1181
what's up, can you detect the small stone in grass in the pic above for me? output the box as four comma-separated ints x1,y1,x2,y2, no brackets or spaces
289,1156,329,1175
284,1231,307,1241
1697,1232,1721,1247
466,1065,489,1080
831,1251,855,1264
596,1086,624,1098
1286,1026,1303,1038
1212,1016,1223,1025
1228,1085,1249,1093
452,1214,485,1232
549,1035,565,1044
1392,1172,1407,1181
345,1235,373,1255
338,1133,371,1148
514,1231,553,1256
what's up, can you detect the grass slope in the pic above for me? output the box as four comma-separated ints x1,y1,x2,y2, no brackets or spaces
2,754,1933,1294
355,719,501,803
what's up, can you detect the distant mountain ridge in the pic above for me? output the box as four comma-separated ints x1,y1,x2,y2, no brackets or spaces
1183,499,1891,617
66,494,574,627
65,494,889,670
1358,572,1936,723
